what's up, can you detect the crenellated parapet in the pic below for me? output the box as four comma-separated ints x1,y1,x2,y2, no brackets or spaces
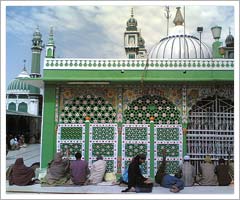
44,58,234,71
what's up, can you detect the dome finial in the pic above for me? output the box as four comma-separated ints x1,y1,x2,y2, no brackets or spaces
229,27,231,35
173,7,184,26
23,59,26,71
131,7,134,17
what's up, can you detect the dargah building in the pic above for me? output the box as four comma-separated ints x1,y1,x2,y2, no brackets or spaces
25,7,234,177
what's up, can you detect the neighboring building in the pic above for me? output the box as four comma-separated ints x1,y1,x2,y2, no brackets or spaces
27,7,233,177
6,27,43,143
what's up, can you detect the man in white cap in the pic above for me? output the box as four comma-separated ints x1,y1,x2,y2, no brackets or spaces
181,155,195,186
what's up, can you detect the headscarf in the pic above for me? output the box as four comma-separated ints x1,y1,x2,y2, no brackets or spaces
46,152,70,182
9,158,35,186
132,154,146,165
204,155,212,163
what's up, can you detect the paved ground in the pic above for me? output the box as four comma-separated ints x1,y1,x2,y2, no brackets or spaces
5,144,235,195
6,144,40,168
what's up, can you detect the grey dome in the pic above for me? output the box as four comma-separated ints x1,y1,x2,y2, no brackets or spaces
149,7,212,59
225,34,234,47
148,34,212,59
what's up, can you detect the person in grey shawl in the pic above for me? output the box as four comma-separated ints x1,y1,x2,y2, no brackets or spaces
42,152,70,185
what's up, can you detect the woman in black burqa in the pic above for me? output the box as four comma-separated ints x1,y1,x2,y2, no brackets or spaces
122,154,152,192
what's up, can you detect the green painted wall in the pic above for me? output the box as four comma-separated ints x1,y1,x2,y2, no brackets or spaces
41,84,57,168
43,70,233,82
150,121,155,178
212,41,223,58
84,121,90,161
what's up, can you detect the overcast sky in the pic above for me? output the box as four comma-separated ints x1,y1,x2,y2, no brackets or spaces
5,3,235,87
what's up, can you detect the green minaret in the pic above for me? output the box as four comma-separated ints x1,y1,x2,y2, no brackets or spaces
30,26,43,78
45,26,56,58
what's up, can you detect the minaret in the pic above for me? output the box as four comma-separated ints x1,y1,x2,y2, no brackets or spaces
45,26,56,58
30,26,43,78
124,8,140,59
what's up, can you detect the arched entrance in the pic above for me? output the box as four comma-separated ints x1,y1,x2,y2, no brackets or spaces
122,95,182,176
58,95,118,172
187,95,234,172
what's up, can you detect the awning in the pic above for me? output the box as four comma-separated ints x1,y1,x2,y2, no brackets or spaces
6,110,42,118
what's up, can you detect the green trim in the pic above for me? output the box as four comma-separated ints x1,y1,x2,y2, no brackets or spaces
84,121,90,161
43,70,233,82
150,121,155,178
212,41,223,58
182,123,188,157
41,84,56,168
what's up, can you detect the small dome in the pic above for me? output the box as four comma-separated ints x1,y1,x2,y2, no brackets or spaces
7,79,29,92
7,79,40,94
126,8,137,31
225,34,234,47
33,27,42,39
7,68,40,94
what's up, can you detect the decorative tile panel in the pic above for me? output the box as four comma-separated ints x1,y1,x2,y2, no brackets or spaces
122,124,150,176
154,124,183,175
57,124,85,160
89,124,118,172
59,95,117,124
124,95,181,125
156,161,180,175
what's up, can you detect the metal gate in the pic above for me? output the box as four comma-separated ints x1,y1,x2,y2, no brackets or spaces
187,95,234,173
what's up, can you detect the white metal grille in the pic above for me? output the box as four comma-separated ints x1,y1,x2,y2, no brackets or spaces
186,95,234,173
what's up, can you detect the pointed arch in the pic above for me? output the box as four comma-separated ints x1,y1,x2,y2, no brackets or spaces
8,102,16,111
123,94,181,124
18,102,28,112
59,95,117,124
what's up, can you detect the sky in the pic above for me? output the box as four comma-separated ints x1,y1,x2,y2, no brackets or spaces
5,3,235,87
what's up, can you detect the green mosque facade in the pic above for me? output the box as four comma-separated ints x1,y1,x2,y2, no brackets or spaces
25,7,234,178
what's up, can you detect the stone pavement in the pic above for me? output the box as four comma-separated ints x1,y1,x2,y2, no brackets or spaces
5,144,235,195
6,144,40,168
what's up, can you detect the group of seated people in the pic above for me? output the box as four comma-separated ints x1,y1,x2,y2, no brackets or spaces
7,148,234,193
7,134,27,153
121,149,234,193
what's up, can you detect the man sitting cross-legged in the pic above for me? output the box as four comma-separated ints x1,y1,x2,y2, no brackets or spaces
70,152,90,185
155,148,184,193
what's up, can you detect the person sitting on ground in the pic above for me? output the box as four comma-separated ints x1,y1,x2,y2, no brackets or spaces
70,152,90,185
196,155,218,186
9,136,20,150
215,158,231,186
226,151,234,183
29,135,36,144
87,155,107,184
42,151,70,185
155,148,184,193
122,154,153,192
181,155,195,187
18,134,27,148
118,161,144,185
8,158,35,186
